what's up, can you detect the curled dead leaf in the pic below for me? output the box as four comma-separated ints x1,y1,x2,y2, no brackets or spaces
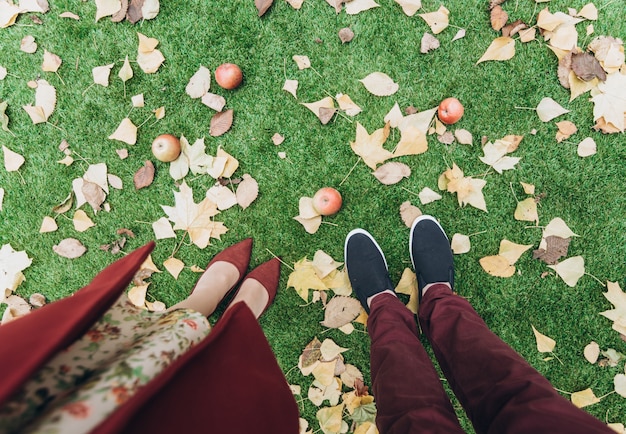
372,162,410,185
209,109,233,137
321,296,362,329
53,238,87,258
134,160,155,190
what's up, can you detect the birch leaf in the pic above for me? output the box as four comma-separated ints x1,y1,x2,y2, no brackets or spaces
118,56,133,82
548,256,585,287
536,97,570,122
293,55,311,70
345,0,379,15
577,137,596,157
92,63,114,86
451,233,471,254
42,50,62,73
418,187,442,205
186,66,211,99
514,197,539,224
2,146,25,172
73,209,95,232
236,174,259,209
108,118,137,145
372,162,410,185
395,0,421,16
419,5,449,34
477,37,515,64
283,79,298,98
359,72,399,96
532,325,556,353
571,388,600,408
95,0,121,21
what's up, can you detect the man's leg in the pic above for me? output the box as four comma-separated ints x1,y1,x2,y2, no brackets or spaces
410,215,613,434
345,229,464,434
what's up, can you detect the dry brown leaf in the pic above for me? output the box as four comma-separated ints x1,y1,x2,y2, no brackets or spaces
359,72,399,96
255,0,273,16
53,238,87,258
81,181,105,212
301,337,323,368
399,201,422,228
110,0,128,22
134,160,155,190
555,120,577,142
338,27,354,43
236,174,259,209
437,131,455,145
321,296,362,328
571,52,606,82
109,118,137,145
302,97,335,124
201,93,226,111
372,162,410,185
29,293,46,307
477,36,515,64
502,19,527,38
490,5,508,31
420,32,440,53
419,5,449,34
209,109,234,137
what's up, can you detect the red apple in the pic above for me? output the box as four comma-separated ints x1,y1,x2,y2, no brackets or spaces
438,97,464,125
151,134,181,162
215,63,243,90
312,187,342,216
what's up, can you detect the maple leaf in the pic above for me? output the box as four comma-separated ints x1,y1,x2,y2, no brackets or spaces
161,181,222,249
350,122,393,169
0,244,32,300
440,164,487,212
600,281,626,336
590,71,626,133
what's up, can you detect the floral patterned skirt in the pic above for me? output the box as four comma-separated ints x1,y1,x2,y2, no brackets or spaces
0,295,211,434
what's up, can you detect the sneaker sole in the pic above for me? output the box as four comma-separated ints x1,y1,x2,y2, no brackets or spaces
344,228,389,273
409,215,449,269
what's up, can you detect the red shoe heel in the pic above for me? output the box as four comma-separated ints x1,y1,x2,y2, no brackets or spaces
191,238,253,295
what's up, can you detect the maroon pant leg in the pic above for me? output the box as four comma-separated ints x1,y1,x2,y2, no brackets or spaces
368,293,465,434
419,284,613,434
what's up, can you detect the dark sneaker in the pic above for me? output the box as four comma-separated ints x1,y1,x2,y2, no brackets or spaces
409,215,454,298
344,229,395,313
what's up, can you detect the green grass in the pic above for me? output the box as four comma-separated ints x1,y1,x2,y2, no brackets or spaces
1,0,625,430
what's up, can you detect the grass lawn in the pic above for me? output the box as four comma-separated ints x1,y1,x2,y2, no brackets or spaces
1,0,625,431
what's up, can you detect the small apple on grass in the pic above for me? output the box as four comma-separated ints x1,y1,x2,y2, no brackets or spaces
151,134,181,162
215,63,243,90
437,97,464,125
312,187,342,216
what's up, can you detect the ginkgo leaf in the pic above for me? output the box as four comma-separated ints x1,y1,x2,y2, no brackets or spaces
161,181,221,249
164,257,185,279
92,63,114,86
514,197,539,224
293,55,311,70
372,162,410,185
532,325,556,353
359,72,399,96
128,284,149,308
95,0,121,21
584,341,600,364
152,216,176,239
108,118,137,145
536,97,570,122
571,388,600,408
186,66,211,98
544,217,579,239
477,37,515,64
42,50,62,72
0,1,21,28
548,256,585,287
350,122,393,170
479,255,515,277
336,93,362,116
73,209,95,232
395,0,421,16
345,0,379,15
395,268,417,296
302,97,335,124
118,56,133,82
418,187,442,205
419,5,449,34
137,49,165,73
577,3,598,20
498,239,532,265
283,79,298,99
451,233,471,254
2,145,25,172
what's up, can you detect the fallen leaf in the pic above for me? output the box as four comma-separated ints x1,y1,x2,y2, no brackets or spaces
451,233,471,254
394,125,428,157
209,109,234,136
532,325,556,353
338,27,354,43
548,256,585,287
440,164,488,212
514,197,539,224
519,27,536,43
109,117,137,145
418,187,442,205
454,129,473,145
236,174,259,209
0,244,32,297
395,0,421,16
490,5,508,31
336,93,362,116
555,120,577,142
350,122,393,170
286,0,304,8
345,0,379,15
301,337,323,368
372,162,410,185
577,137,596,157
571,52,606,82
164,257,185,279
59,11,80,19
20,35,37,53
119,55,133,82
312,251,343,279
584,341,600,364
95,0,121,21
283,79,298,99
134,160,155,189
2,146,25,172
600,282,626,336
206,185,237,211
140,0,159,20
255,0,273,16
23,79,56,124
477,36,515,64
536,97,570,122
293,55,311,70
288,258,328,301
320,338,349,361
502,19,528,38
186,66,211,98
42,50,62,72
384,102,403,128
152,216,176,239
0,1,21,28
452,28,466,41
53,238,87,259
73,210,95,232
359,72,399,96
615,375,626,398
420,32,440,53
201,93,226,111
92,63,114,86
419,5,449,34
480,255,515,277
321,296,361,328
571,388,600,408
316,404,345,434
0,188,4,211
110,0,128,22
29,293,46,307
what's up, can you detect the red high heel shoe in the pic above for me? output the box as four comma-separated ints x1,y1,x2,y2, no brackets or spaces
191,238,253,295
229,257,281,318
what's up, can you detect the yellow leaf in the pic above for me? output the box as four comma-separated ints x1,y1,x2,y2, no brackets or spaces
283,79,298,98
336,93,362,116
394,125,427,157
39,216,58,233
163,257,185,279
185,66,211,98
320,338,349,361
312,250,343,279
354,422,378,434
577,3,598,20
140,254,162,273
499,239,532,265
419,5,449,34
395,0,421,16
92,63,115,86
359,72,399,96
571,388,601,408
73,210,95,232
520,182,535,195
153,106,165,120
312,360,337,386
216,147,239,178
384,102,403,128
128,284,149,308
451,233,471,254
547,256,585,287
479,255,515,277
2,146,25,172
42,50,62,73
600,281,626,336
514,197,539,224
477,36,515,64
293,55,311,70
0,188,4,211
94,0,121,22
137,32,159,53
532,324,556,353
137,49,165,73
395,268,417,295
302,97,336,124
350,122,393,170
118,56,133,82
584,341,600,364
345,0,380,15
447,176,487,212
316,404,345,434
295,214,323,235
287,258,328,301
108,118,137,145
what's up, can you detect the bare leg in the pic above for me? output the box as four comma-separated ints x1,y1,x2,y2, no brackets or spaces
169,262,240,316
225,278,268,319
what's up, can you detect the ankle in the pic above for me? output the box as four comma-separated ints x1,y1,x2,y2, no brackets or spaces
366,289,396,309
422,282,451,296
